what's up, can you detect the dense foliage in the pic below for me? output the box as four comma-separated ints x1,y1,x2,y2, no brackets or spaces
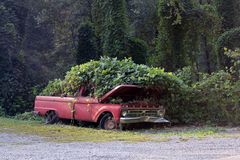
14,111,43,121
169,69,239,124
100,0,129,58
76,22,99,64
217,27,240,67
0,0,240,125
155,0,221,73
42,56,240,125
215,0,235,30
156,0,194,71
42,57,184,98
168,50,240,124
0,0,35,116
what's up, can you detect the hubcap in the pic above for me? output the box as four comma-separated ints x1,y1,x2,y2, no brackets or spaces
104,118,115,130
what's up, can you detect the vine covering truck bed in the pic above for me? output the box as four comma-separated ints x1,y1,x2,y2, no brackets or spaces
34,85,168,130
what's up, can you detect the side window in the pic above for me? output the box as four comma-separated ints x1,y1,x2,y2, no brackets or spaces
82,88,91,97
77,86,94,97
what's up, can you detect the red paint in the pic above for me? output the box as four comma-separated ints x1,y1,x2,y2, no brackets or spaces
34,85,166,126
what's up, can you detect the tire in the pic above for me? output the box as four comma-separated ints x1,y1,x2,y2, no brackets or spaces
45,111,59,124
99,113,116,130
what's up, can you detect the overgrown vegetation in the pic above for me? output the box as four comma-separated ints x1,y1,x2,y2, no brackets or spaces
155,0,221,72
41,56,240,125
168,49,240,125
100,0,129,58
42,57,183,98
169,69,240,125
14,112,43,121
217,27,240,67
0,0,239,126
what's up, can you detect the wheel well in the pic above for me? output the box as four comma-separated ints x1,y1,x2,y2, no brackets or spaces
97,112,113,124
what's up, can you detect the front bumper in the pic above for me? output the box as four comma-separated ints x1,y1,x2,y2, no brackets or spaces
120,116,169,124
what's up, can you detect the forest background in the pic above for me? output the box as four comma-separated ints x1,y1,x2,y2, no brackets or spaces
0,0,239,124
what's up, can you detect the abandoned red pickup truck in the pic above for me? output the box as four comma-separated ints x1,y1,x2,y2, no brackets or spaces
34,85,168,130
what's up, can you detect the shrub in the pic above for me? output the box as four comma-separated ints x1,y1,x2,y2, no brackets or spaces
172,69,240,125
224,48,240,80
42,57,184,101
14,112,43,121
192,71,234,124
175,66,197,86
41,79,63,96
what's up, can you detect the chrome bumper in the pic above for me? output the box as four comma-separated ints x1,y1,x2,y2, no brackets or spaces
120,116,169,124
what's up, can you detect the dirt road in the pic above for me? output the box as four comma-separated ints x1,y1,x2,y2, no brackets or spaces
1,132,240,160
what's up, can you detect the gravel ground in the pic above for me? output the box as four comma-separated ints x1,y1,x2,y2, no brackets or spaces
1,133,240,160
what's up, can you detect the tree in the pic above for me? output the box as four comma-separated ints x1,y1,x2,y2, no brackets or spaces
0,0,33,115
215,0,235,31
127,0,158,46
91,0,104,38
217,27,240,67
100,0,130,58
155,0,221,73
214,0,240,69
155,0,195,71
76,22,98,64
194,2,221,73
127,38,147,64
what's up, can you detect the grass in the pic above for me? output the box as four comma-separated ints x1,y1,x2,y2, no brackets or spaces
1,117,239,143
0,117,150,142
158,127,221,138
142,126,240,141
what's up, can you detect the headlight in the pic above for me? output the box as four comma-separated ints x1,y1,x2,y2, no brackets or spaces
121,111,128,117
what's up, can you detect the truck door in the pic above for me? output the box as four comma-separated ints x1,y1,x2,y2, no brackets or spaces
74,97,94,121
73,86,98,122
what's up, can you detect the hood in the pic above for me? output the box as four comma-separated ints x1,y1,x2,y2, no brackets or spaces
100,85,143,103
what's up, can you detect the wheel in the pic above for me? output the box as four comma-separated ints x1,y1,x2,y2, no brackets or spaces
45,111,59,124
99,113,116,130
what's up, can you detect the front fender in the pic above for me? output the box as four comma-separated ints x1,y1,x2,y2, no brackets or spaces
92,105,121,123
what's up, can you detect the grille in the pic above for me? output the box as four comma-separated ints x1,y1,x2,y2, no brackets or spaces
126,110,159,117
